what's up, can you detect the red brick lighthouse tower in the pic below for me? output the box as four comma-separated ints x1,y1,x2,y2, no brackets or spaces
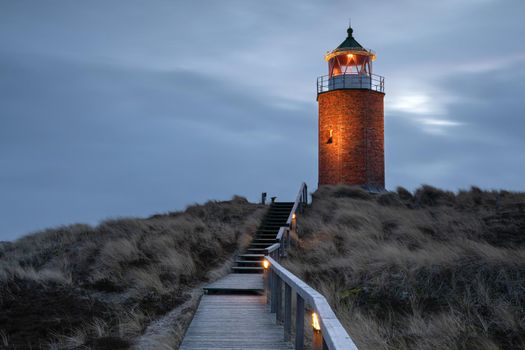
317,25,385,190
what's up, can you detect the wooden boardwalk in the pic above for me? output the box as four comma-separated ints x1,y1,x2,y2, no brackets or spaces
180,274,293,350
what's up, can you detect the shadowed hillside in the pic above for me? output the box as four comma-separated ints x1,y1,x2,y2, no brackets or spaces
284,185,525,350
2,186,525,349
0,196,265,349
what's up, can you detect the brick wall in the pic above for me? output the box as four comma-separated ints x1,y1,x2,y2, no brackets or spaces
318,89,385,188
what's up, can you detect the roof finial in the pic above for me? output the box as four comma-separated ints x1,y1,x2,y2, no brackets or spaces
347,18,353,37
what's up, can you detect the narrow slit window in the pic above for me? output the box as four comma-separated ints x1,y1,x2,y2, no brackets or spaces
327,129,333,144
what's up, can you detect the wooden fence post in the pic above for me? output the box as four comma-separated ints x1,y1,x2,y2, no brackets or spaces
276,276,283,323
271,271,278,313
267,267,273,305
295,294,304,350
312,330,325,350
284,284,292,341
263,268,269,305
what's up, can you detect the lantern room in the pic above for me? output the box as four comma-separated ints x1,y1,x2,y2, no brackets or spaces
317,26,384,93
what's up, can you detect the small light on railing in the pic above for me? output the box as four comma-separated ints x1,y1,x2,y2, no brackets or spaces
312,312,321,332
263,259,270,269
292,213,296,220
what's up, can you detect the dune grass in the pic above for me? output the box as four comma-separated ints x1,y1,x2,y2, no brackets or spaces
0,196,265,349
284,185,525,350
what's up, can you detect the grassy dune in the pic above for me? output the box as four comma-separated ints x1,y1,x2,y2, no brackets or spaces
0,196,265,349
2,185,524,349
285,185,525,350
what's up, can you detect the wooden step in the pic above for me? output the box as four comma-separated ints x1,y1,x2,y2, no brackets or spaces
247,248,267,252
231,266,263,273
249,243,272,247
235,259,262,264
255,233,278,237
202,273,264,294
238,254,265,261
261,221,288,225
235,260,263,266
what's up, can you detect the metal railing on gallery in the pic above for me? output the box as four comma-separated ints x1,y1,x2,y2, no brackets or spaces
317,73,385,94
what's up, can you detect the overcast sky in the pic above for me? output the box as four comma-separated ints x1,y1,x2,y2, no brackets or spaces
1,0,524,240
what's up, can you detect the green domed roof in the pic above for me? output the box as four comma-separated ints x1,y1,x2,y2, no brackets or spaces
325,25,376,61
335,26,366,52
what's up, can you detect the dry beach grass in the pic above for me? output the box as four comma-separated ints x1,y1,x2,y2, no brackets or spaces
0,196,264,349
2,185,525,349
284,185,525,350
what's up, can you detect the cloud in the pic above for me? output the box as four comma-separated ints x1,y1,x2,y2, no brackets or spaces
1,0,525,239
0,52,316,239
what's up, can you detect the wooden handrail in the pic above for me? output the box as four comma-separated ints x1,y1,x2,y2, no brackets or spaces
276,227,286,241
263,182,358,350
266,257,358,350
266,243,280,254
286,182,308,226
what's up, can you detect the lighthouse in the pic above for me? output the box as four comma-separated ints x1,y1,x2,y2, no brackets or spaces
317,25,385,191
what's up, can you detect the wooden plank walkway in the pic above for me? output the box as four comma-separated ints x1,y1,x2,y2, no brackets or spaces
180,294,293,349
180,273,292,350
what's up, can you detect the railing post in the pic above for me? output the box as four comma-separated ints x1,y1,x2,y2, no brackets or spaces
267,267,273,305
284,228,293,256
263,266,269,304
276,276,283,323
284,284,291,341
295,294,304,350
304,184,308,205
313,330,326,350
271,270,278,313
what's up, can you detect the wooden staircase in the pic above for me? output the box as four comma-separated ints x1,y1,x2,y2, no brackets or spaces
181,184,357,350
182,200,297,349
232,202,294,274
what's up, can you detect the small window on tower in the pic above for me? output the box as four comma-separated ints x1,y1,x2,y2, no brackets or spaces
327,129,333,144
